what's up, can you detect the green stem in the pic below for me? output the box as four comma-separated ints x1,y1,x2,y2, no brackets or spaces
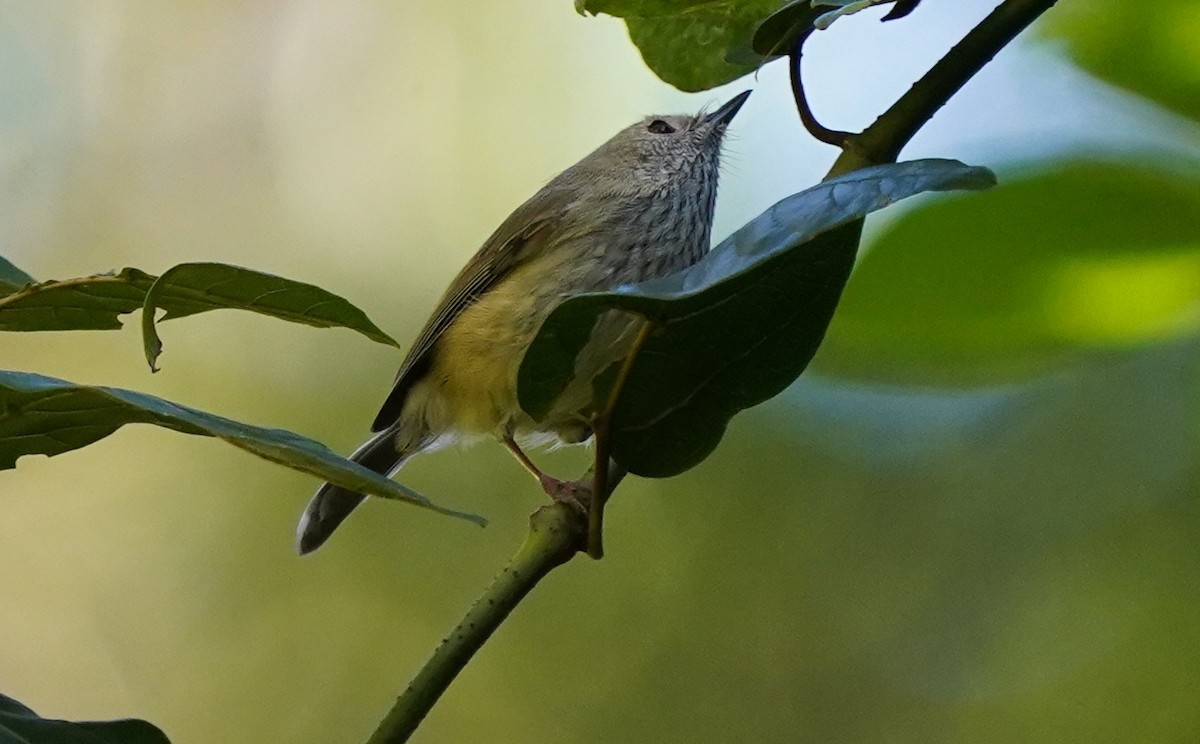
589,419,612,559
365,504,583,744
788,31,850,147
588,318,655,559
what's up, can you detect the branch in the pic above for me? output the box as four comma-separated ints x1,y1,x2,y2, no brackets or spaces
365,504,580,744
833,0,1061,173
366,465,625,744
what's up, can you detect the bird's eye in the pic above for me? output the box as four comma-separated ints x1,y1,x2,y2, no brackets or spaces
647,119,676,134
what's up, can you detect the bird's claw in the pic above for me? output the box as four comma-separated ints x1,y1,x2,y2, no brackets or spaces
539,475,589,516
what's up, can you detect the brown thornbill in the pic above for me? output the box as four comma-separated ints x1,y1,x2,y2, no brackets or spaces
298,90,751,554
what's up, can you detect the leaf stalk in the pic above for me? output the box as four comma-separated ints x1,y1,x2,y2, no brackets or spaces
588,316,655,559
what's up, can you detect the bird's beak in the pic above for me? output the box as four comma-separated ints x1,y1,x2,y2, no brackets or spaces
705,90,751,126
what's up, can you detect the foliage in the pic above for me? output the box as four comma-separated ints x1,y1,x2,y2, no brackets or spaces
5,1,1200,742
0,258,35,295
1048,0,1200,122
519,160,995,476
0,694,169,744
575,0,919,91
820,161,1200,382
0,369,483,525
0,263,397,369
0,260,480,526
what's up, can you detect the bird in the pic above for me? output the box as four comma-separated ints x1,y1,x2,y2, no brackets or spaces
297,90,751,554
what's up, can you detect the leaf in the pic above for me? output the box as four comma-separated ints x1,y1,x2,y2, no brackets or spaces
0,257,35,296
140,263,399,372
880,0,921,21
518,159,995,477
0,693,170,744
0,263,398,367
817,160,1200,383
576,0,780,92
1045,0,1200,124
0,269,157,331
573,0,921,89
814,0,920,29
747,0,822,58
750,0,920,58
0,370,486,527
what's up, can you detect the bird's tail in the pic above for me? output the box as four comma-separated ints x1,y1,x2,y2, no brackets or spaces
296,424,429,555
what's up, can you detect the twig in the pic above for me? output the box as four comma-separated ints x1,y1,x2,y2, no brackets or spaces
366,463,626,743
789,31,852,147
588,317,656,559
365,503,583,744
843,0,1062,170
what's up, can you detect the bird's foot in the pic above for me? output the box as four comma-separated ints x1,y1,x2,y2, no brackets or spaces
539,474,589,516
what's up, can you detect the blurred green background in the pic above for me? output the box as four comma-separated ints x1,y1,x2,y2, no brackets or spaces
3,2,1199,742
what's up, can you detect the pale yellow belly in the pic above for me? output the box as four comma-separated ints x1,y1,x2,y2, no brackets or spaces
409,250,576,437
401,245,640,444
429,280,538,434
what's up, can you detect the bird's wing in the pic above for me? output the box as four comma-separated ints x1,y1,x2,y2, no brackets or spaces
370,188,575,432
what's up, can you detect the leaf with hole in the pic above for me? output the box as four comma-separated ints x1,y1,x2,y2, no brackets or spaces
0,263,398,368
0,268,159,331
140,262,398,371
518,159,996,477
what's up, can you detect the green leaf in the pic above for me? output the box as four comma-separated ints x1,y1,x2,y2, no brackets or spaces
817,160,1200,383
811,0,918,29
518,159,995,477
140,263,399,372
574,0,919,90
1045,0,1200,124
0,370,486,527
747,0,822,58
0,263,398,366
0,693,170,744
750,0,915,57
576,0,780,92
0,257,35,296
0,269,158,331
